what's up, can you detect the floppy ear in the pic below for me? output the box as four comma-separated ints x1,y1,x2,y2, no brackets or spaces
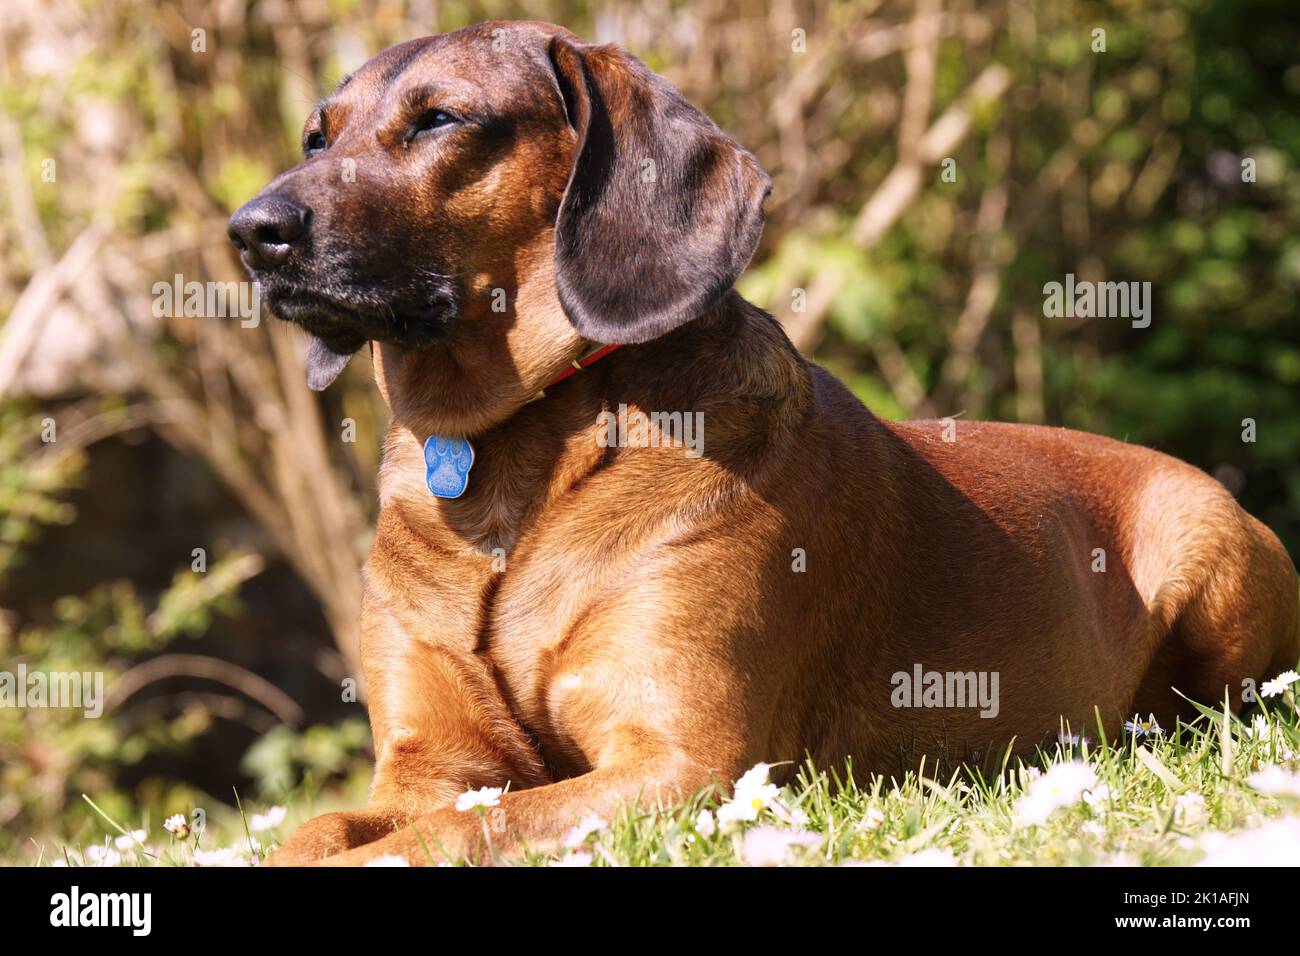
547,36,772,344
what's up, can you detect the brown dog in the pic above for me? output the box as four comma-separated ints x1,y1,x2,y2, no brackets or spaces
228,20,1299,865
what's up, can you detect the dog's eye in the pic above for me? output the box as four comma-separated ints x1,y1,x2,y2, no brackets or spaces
304,131,327,157
404,110,457,144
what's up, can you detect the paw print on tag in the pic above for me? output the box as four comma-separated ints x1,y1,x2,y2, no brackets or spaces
423,435,475,498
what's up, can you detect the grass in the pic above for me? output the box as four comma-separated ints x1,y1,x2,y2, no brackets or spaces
25,683,1300,867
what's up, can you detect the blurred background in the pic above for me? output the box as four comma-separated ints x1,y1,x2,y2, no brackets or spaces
1,0,1297,858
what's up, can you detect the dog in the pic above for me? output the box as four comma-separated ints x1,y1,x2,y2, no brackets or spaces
227,20,1300,865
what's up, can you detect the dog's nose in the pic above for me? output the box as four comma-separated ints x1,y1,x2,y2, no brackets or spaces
227,196,311,269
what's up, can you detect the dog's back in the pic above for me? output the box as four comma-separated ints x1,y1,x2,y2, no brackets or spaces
542,302,1300,774
774,366,1299,770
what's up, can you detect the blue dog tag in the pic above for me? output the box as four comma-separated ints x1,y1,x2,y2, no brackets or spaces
423,435,475,499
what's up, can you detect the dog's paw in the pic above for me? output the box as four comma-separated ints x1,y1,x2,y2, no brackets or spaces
262,811,392,866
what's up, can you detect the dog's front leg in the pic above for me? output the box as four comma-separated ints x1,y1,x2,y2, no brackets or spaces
313,745,717,866
266,632,551,865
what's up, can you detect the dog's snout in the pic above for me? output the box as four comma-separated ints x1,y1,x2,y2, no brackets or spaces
227,196,311,269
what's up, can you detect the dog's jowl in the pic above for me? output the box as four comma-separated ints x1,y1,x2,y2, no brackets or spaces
228,20,1300,865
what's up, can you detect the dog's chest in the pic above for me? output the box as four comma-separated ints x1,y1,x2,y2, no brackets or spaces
483,579,590,766
483,550,655,772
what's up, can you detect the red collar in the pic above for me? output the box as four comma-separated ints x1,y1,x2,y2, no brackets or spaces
532,343,620,400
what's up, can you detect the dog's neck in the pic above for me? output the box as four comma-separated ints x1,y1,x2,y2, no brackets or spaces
371,289,812,554
371,242,587,440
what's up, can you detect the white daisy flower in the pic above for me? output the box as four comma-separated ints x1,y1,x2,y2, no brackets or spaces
455,787,503,812
192,847,248,867
163,814,190,839
1082,784,1112,811
734,762,772,792
716,763,781,825
563,813,607,849
1247,765,1300,798
740,826,821,866
1240,714,1272,741
114,829,147,851
249,806,287,832
694,809,716,838
1012,761,1098,827
86,843,122,867
770,799,809,827
1124,714,1163,738
1261,670,1300,698
1197,816,1300,866
1174,792,1207,825
856,806,886,832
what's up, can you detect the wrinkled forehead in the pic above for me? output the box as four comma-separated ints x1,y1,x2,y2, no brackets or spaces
329,25,559,116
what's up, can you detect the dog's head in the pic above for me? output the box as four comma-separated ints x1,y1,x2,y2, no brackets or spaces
228,20,770,415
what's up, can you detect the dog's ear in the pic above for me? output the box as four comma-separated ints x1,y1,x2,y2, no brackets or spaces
547,36,771,344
